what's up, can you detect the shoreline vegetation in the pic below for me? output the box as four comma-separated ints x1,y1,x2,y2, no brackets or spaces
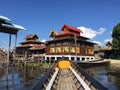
26,63,54,68
25,59,120,70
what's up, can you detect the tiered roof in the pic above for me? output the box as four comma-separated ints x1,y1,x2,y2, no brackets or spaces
17,34,45,50
25,34,39,40
49,24,89,40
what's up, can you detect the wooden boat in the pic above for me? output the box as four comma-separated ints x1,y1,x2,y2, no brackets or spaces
33,60,108,90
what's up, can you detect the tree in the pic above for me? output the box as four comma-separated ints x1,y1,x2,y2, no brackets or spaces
112,23,120,50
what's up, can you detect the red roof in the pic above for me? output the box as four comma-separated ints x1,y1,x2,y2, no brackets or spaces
49,30,62,37
62,24,83,33
25,34,39,40
49,24,89,40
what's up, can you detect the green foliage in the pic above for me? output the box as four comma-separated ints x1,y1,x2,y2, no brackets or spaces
27,63,40,67
112,23,120,50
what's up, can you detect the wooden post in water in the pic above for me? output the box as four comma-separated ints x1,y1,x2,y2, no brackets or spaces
12,66,15,89
5,66,9,90
13,33,18,64
7,34,11,65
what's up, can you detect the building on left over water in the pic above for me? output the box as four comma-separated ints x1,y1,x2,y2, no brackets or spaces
15,34,46,63
0,15,26,64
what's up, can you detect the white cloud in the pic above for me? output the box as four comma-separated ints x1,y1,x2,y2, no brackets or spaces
104,38,112,43
92,41,103,46
41,39,46,42
110,31,112,35
78,27,96,38
97,28,106,35
77,26,106,39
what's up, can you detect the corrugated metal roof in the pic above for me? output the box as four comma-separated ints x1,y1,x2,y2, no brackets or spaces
0,15,11,21
0,15,26,34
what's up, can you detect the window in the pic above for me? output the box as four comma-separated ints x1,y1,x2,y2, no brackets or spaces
76,47,80,53
87,58,89,60
82,57,85,61
89,49,94,54
86,48,94,54
71,46,75,53
77,58,80,61
63,46,69,53
71,57,74,61
56,47,61,53
70,46,80,53
50,48,55,53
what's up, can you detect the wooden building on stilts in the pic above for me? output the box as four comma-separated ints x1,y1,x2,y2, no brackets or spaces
0,15,26,64
45,24,95,62
16,34,46,63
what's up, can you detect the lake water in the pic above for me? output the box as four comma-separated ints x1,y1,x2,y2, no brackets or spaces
0,65,48,90
0,63,120,90
81,63,120,90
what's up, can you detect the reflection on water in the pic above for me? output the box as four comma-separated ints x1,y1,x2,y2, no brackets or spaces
0,65,48,90
82,64,120,90
0,63,120,90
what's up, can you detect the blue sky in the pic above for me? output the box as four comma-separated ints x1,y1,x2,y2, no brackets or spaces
0,0,120,48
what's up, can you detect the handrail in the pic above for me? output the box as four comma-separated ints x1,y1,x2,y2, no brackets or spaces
33,62,58,90
46,68,59,90
69,66,91,90
71,63,108,90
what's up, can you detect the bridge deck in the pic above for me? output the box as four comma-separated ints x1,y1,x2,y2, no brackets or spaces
57,69,77,90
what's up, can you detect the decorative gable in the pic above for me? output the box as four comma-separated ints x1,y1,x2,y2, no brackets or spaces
49,30,61,38
62,24,82,36
25,34,39,41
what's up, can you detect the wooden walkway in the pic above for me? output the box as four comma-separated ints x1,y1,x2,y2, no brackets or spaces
57,69,77,90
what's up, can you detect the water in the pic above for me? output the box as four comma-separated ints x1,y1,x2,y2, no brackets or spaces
82,64,120,90
0,65,48,90
0,63,120,90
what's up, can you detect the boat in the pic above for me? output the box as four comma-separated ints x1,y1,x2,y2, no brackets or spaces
33,60,108,90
